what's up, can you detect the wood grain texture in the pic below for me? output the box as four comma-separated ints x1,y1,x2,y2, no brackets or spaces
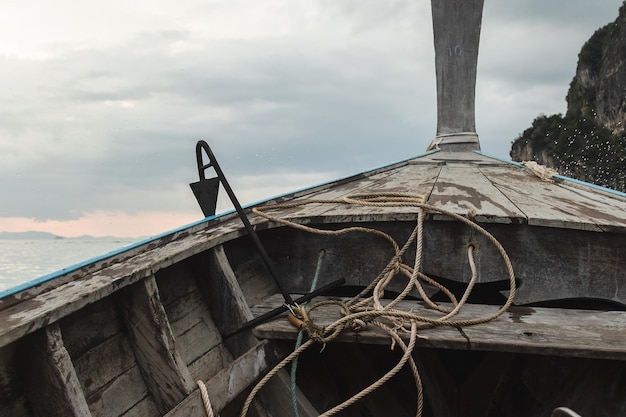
57,297,158,417
86,365,151,417
163,341,278,417
201,246,320,417
427,165,524,222
4,151,626,350
121,276,194,414
17,323,91,417
72,333,136,398
155,260,234,382
252,295,626,360
2,150,626,416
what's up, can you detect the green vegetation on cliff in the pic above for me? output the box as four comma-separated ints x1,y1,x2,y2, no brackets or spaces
511,1,626,192
511,114,626,190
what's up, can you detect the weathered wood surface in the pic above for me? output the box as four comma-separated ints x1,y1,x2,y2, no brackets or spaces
428,165,524,222
252,295,626,360
156,262,233,382
56,297,155,416
432,0,483,137
0,215,249,347
18,323,91,417
480,165,623,231
417,151,626,231
277,164,441,220
59,298,120,358
3,149,626,350
201,245,320,417
121,276,194,414
0,342,31,416
164,340,278,417
203,245,257,351
58,296,160,417
72,333,136,399
86,365,155,417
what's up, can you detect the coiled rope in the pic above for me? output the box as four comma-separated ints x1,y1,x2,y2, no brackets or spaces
239,192,516,417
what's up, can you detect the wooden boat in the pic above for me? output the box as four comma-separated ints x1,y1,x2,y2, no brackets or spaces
2,1,625,416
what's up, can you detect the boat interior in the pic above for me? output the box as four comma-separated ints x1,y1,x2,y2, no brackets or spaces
1,147,626,417
2,0,626,415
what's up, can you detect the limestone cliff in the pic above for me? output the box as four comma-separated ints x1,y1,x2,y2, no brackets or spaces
566,4,626,132
510,2,626,192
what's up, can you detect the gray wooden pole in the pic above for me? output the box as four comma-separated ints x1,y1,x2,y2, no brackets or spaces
428,0,484,151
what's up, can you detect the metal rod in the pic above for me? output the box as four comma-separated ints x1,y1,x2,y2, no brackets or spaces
195,140,295,305
223,278,345,339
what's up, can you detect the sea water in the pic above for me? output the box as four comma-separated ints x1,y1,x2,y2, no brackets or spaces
0,238,137,293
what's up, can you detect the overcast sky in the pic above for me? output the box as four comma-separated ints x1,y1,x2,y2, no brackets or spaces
1,0,623,237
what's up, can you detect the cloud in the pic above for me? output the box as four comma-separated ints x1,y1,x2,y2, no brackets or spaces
1,0,624,234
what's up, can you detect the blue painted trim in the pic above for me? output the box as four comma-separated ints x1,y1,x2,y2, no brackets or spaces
553,174,626,198
1,150,441,300
0,213,224,300
473,150,626,197
234,149,440,207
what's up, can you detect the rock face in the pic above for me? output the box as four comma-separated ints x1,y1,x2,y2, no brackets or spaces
566,5,626,133
510,2,626,192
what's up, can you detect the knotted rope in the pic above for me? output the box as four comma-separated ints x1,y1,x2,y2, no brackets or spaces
239,192,516,417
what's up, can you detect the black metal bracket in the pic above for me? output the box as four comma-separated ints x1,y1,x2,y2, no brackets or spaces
223,277,345,339
190,141,343,335
189,145,220,218
190,140,296,305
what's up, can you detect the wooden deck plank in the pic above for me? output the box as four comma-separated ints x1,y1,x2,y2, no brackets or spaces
427,165,525,223
258,165,441,222
251,295,626,360
259,168,408,220
555,179,626,232
166,290,216,339
156,264,199,307
308,164,442,219
416,150,501,165
480,165,615,231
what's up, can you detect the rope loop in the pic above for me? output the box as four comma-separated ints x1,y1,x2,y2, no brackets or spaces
242,191,516,417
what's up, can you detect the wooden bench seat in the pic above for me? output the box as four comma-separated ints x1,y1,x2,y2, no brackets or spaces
251,294,626,361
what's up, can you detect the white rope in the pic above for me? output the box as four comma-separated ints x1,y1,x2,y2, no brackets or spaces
523,160,557,182
238,192,517,417
552,407,583,417
197,380,216,417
